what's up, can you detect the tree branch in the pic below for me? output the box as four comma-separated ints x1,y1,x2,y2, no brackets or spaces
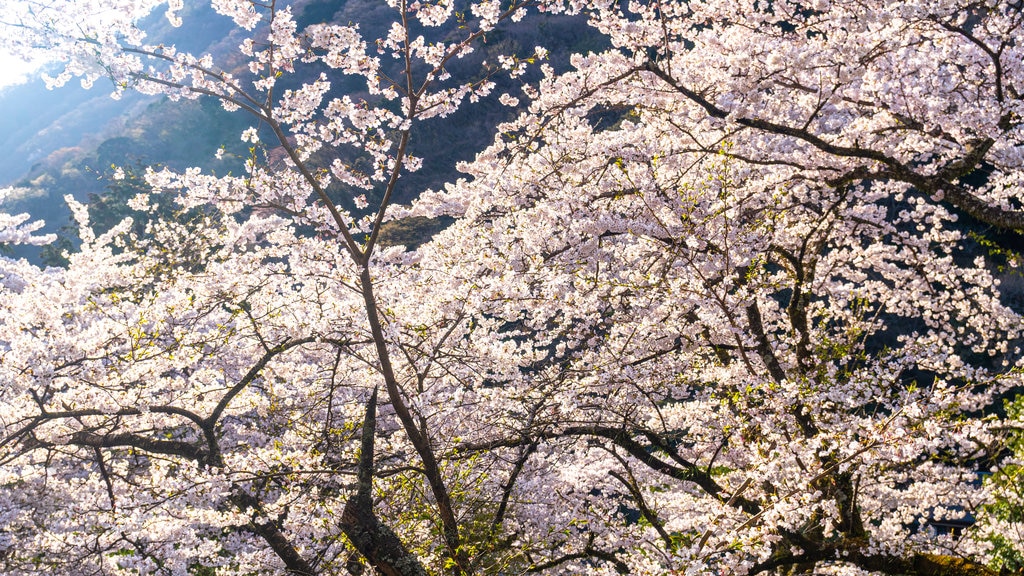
232,487,318,575
69,431,208,463
644,61,1024,231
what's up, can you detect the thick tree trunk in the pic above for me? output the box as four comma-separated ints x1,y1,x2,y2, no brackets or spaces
340,388,428,576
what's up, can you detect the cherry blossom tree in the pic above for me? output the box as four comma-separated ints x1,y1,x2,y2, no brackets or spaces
0,189,57,248
0,1,1023,575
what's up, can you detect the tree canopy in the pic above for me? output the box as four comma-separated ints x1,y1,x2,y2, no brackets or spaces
0,1,1023,575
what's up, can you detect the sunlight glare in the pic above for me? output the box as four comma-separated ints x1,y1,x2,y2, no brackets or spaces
0,50,39,88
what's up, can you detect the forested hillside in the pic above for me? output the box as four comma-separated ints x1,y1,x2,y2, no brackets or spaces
0,0,601,263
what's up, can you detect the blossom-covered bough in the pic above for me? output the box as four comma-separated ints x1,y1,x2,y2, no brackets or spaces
0,0,1022,574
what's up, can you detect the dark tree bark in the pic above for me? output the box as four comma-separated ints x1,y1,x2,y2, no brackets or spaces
340,388,428,576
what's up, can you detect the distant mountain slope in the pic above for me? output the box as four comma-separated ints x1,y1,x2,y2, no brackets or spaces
0,2,248,261
0,0,601,263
